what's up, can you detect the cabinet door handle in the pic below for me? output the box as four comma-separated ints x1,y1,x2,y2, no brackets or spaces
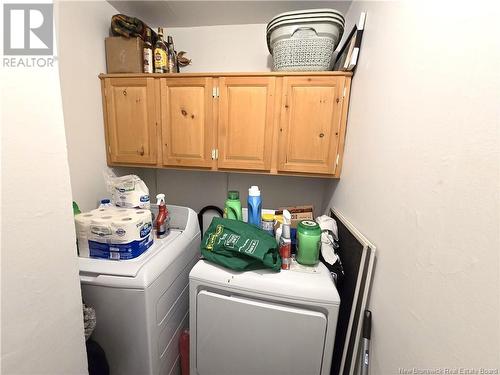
319,133,325,138
138,146,144,156
122,89,127,96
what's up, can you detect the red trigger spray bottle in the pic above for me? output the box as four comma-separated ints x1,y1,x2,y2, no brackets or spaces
155,193,170,239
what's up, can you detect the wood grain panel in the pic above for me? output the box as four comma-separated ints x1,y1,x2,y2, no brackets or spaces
104,77,157,164
161,78,213,167
278,77,345,174
218,77,275,171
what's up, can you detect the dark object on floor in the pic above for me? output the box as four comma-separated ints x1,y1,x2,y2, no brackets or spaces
86,339,109,375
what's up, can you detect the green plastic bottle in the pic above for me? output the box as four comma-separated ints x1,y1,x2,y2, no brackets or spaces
296,220,321,266
224,191,243,221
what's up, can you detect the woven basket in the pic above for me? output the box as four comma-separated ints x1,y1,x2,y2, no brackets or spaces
272,29,335,71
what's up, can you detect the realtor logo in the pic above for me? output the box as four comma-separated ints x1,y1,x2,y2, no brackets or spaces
3,3,53,55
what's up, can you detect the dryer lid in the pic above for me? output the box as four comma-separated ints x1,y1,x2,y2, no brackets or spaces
189,260,340,305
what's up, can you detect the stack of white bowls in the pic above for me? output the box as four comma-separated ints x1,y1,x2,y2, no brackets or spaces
267,9,345,71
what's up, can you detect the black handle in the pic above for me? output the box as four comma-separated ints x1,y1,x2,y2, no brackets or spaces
198,205,223,234
362,310,372,340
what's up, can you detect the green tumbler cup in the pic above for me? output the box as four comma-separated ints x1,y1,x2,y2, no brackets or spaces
296,220,321,266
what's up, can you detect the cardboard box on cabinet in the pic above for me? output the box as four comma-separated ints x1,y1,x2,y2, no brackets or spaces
105,36,144,73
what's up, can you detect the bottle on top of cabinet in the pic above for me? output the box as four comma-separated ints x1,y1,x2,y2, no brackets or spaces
154,27,167,73
143,28,153,73
166,36,178,73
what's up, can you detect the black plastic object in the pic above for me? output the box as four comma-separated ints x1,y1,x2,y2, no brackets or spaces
198,205,223,234
362,310,371,340
329,209,375,375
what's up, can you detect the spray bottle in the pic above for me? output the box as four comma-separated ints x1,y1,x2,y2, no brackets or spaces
279,210,292,270
155,193,170,239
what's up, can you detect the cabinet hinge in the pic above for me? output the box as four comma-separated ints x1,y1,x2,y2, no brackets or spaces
108,145,111,154
211,148,219,160
336,154,340,165
212,87,220,98
343,87,347,98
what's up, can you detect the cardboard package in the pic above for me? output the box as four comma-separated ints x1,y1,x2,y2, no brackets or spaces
105,36,144,73
275,205,314,228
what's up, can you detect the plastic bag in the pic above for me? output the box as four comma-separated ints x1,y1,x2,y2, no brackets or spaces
104,173,150,209
201,217,281,271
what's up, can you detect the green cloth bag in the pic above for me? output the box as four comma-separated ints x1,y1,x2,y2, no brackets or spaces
201,217,281,272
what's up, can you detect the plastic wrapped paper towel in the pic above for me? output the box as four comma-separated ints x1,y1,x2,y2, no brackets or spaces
105,174,150,209
75,207,153,260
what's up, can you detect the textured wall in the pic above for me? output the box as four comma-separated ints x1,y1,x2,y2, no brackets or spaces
1,12,88,372
323,1,500,372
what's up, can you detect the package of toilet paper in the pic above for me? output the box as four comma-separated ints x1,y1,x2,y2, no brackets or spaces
106,174,150,209
75,207,153,260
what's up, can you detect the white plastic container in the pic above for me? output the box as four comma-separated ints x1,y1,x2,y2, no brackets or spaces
267,13,344,34
268,18,344,53
269,21,344,71
268,8,345,23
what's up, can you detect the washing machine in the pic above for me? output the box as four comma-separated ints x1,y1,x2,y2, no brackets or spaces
189,260,340,375
79,205,200,375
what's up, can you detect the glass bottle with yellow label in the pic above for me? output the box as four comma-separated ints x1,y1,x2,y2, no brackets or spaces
154,27,167,73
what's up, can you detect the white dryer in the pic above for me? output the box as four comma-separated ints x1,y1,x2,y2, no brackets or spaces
80,205,200,375
189,260,340,375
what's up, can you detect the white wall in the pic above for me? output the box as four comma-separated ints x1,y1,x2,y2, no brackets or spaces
1,38,87,375
323,1,500,372
165,23,272,72
57,0,119,211
137,169,328,214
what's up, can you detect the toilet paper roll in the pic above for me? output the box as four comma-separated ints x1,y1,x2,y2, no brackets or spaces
90,207,129,217
77,208,153,260
89,216,115,241
75,213,96,257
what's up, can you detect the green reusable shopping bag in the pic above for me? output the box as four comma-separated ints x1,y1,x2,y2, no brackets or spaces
201,217,281,271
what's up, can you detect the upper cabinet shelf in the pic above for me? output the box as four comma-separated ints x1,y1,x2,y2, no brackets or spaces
99,72,353,78
99,72,352,178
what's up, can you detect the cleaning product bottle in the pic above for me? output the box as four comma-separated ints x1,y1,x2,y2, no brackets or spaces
279,210,292,270
224,191,243,220
247,186,262,227
155,193,170,239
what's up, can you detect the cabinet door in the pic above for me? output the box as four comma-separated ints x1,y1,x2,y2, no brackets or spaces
160,78,214,168
218,77,275,171
104,78,157,165
278,77,345,174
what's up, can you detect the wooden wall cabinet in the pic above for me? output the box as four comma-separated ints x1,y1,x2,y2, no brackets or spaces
100,72,351,177
278,76,347,175
102,77,158,165
160,78,214,168
218,77,276,171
